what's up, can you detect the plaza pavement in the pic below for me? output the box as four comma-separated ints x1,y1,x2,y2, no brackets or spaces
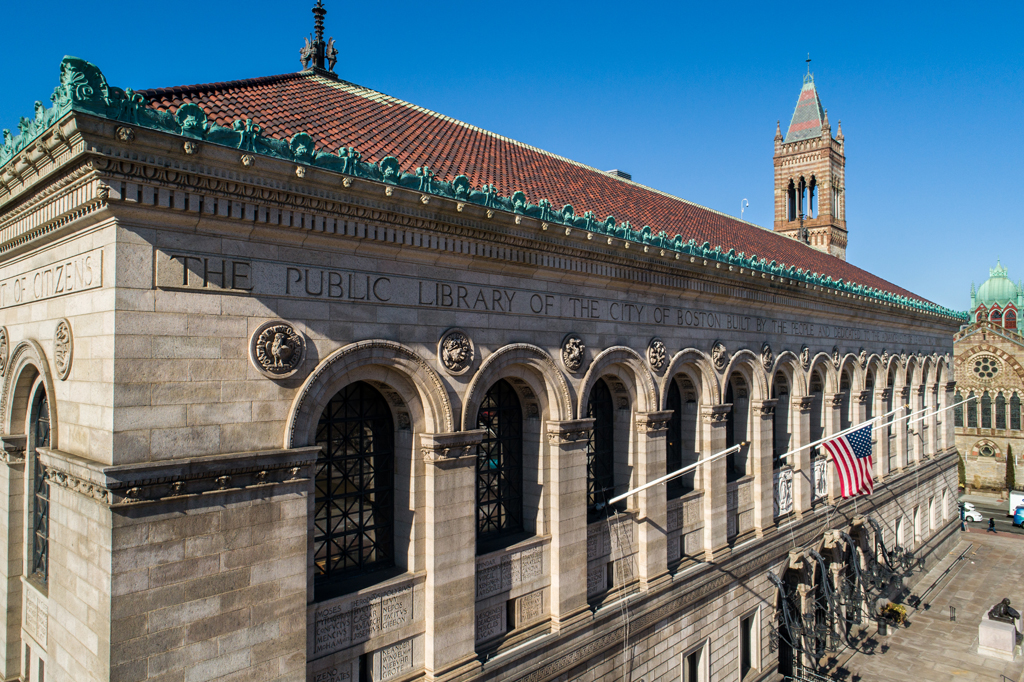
823,530,1024,682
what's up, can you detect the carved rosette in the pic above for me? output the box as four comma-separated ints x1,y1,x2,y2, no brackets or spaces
115,125,135,143
0,327,8,377
711,341,728,371
859,348,867,369
249,320,306,379
799,345,810,370
831,346,841,370
646,338,667,372
561,334,586,373
53,319,73,380
760,342,774,372
437,328,473,376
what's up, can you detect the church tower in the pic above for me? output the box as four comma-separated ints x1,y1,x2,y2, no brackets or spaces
773,69,847,260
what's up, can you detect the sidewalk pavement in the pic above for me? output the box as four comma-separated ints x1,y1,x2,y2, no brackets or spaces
823,530,1024,682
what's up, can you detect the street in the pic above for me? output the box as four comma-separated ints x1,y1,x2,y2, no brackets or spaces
961,496,1024,535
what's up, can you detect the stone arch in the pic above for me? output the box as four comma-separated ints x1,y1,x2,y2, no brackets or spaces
721,349,769,402
461,343,573,431
1,340,59,449
807,353,839,394
838,354,860,391
770,351,805,397
286,340,454,448
578,346,658,416
660,348,719,409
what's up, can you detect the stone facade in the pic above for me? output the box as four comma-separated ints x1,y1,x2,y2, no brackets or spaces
0,55,964,682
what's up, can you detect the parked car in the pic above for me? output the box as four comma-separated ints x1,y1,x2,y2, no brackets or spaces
959,501,976,512
1013,506,1024,528
963,509,984,523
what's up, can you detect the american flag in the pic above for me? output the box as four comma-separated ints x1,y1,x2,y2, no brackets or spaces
822,424,874,498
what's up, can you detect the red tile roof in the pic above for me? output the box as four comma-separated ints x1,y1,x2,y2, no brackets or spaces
140,71,927,304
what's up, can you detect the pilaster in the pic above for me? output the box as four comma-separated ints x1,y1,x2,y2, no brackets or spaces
545,419,592,630
750,400,776,535
420,430,485,679
823,393,843,503
0,436,25,682
633,411,671,587
792,396,814,516
701,404,730,559
944,381,957,451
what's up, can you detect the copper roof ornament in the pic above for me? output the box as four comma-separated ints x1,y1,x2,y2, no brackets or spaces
299,0,338,75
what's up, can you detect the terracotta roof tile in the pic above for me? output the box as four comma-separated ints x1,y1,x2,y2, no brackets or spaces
140,72,928,304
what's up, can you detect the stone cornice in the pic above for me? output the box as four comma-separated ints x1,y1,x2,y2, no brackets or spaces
36,446,319,508
545,419,594,445
635,410,673,433
419,430,485,463
0,435,25,465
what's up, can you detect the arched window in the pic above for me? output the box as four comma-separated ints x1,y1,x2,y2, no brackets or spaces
476,379,524,550
996,393,1007,430
975,307,986,322
839,370,852,430
954,391,964,427
30,387,50,584
587,379,615,516
772,372,790,469
991,308,1002,322
314,381,394,592
666,380,684,499
1012,394,1021,431
808,177,817,218
865,370,875,421
809,370,825,443
725,373,750,482
1006,310,1017,329
787,181,797,222
982,391,992,429
967,391,978,428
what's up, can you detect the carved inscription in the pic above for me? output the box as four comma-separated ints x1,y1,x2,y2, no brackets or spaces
684,530,702,556
587,524,606,561
313,666,351,682
315,586,412,656
0,248,102,309
475,604,506,643
24,587,46,647
476,544,544,599
683,498,701,527
372,638,413,682
587,565,604,597
152,250,942,347
667,534,681,563
313,604,350,654
516,590,545,626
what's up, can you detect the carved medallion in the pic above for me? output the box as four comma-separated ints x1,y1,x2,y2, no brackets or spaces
240,154,255,167
249,320,306,379
858,348,867,369
437,329,473,375
647,338,667,372
831,346,841,370
115,125,135,143
760,342,774,371
53,319,73,381
561,334,586,373
711,341,728,371
0,327,8,377
799,345,810,370
183,141,198,155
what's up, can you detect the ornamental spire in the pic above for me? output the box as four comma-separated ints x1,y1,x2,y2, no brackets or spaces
299,0,338,75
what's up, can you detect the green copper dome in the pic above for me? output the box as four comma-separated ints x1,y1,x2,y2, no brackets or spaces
976,261,1019,307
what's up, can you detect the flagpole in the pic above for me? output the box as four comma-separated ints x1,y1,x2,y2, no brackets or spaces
775,404,908,462
602,443,744,507
906,396,975,426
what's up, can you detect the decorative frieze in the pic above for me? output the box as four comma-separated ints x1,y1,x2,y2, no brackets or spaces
37,445,318,507
0,435,25,465
24,586,47,647
701,404,730,424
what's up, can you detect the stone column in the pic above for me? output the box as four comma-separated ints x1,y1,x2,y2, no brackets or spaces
944,381,957,451
792,396,814,516
823,393,844,502
750,399,776,535
876,389,891,480
0,436,25,681
545,419,592,631
633,411,672,588
894,387,911,471
420,430,485,680
701,404,730,559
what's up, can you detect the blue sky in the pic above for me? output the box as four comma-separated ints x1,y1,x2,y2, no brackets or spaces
2,1,1020,311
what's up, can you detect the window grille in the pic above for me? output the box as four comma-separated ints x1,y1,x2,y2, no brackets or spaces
313,381,394,592
475,380,523,549
30,391,50,584
1012,394,1021,431
666,381,684,499
967,392,978,427
586,379,615,515
981,391,992,429
954,392,964,427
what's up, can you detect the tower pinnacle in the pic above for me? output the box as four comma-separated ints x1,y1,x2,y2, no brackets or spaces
299,1,338,75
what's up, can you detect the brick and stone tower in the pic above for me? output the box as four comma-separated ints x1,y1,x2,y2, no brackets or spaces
773,71,847,260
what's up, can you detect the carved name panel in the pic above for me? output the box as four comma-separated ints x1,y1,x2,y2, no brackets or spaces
152,250,947,348
314,586,413,655
476,545,545,599
612,558,635,587
739,510,754,534
667,534,681,563
313,664,352,682
515,590,545,627
24,587,46,646
587,565,604,597
587,524,607,561
475,603,506,643
684,530,702,556
683,497,702,527
371,638,413,682
608,520,635,557
667,508,681,532
0,248,102,310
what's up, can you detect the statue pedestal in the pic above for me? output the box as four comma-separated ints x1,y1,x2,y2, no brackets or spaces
979,616,1019,661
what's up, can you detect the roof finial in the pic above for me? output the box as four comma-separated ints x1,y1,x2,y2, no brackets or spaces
807,53,811,74
775,120,782,141
299,0,338,76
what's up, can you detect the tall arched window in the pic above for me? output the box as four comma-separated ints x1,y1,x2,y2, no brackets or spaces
29,387,50,584
772,372,790,469
314,381,394,593
954,391,964,427
787,181,797,222
666,380,684,499
865,370,875,421
967,391,978,427
996,393,1007,430
809,371,825,443
1012,393,1021,431
839,370,852,430
476,379,524,550
981,391,992,429
976,308,986,323
725,374,749,482
991,308,1003,323
587,379,615,516
1006,310,1017,329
